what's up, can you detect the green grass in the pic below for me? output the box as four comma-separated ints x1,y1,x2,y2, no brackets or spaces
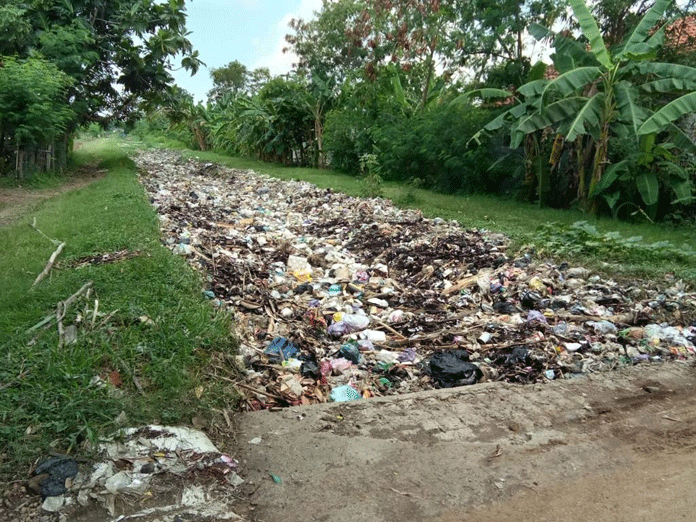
0,138,238,480
174,147,696,285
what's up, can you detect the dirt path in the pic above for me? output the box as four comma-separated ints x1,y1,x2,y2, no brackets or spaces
234,363,696,522
0,168,104,228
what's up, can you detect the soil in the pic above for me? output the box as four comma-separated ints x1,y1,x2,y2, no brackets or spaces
0,167,105,228
234,362,696,522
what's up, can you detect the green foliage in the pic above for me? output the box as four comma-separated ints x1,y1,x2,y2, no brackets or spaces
2,0,201,127
373,104,507,194
0,57,74,148
536,220,696,265
359,153,384,197
463,0,696,219
0,140,237,480
324,106,378,174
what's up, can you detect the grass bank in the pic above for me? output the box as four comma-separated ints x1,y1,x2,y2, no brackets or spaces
169,146,696,286
0,138,237,480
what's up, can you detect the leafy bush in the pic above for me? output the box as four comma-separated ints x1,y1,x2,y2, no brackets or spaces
324,107,376,174
372,104,506,194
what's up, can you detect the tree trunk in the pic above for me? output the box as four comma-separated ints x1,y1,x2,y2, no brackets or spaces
315,110,325,169
420,46,436,111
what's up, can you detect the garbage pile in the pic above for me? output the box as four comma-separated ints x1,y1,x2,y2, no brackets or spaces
28,426,244,520
134,150,696,410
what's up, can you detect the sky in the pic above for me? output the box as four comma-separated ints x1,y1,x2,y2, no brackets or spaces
171,0,323,102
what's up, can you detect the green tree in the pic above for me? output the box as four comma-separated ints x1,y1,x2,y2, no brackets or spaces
2,0,201,126
0,56,74,176
463,0,696,216
208,60,248,101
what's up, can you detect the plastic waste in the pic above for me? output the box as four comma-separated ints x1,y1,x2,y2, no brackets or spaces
587,320,618,335
333,313,369,330
397,347,417,363
330,358,353,373
339,343,361,364
505,346,529,364
526,310,547,325
428,350,483,388
361,330,386,342
34,457,79,497
552,322,569,336
300,360,319,378
330,384,361,402
264,337,298,362
328,321,350,337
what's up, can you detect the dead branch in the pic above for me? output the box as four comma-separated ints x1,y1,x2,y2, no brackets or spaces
30,218,61,246
56,301,65,346
32,242,66,287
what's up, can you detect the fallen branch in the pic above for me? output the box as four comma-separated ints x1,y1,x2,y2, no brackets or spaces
25,281,93,337
233,381,286,402
63,281,93,309
32,242,66,287
56,301,66,346
30,218,61,246
376,320,408,340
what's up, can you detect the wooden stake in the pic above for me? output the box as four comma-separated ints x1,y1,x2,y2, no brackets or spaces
32,242,65,287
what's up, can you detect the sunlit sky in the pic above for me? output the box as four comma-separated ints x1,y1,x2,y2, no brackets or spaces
171,0,323,101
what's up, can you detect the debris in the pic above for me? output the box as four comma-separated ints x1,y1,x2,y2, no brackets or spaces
32,456,78,497
32,241,65,287
330,384,361,402
264,337,298,362
428,351,483,388
131,150,696,409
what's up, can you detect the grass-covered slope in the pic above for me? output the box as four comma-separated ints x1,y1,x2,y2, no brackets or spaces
0,138,237,480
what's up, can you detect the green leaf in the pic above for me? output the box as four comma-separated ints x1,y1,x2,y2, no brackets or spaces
391,74,408,110
636,171,660,206
638,92,696,135
517,79,549,98
568,0,612,68
529,23,552,41
668,177,692,204
541,67,601,105
565,94,604,141
620,0,670,55
516,97,587,134
552,36,600,72
636,62,696,81
592,160,628,196
614,81,646,138
640,78,696,93
665,122,696,154
603,190,621,211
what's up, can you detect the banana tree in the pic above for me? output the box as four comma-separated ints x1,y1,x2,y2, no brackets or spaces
461,0,696,214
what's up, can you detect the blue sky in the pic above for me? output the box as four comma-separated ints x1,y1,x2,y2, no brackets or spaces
171,0,323,101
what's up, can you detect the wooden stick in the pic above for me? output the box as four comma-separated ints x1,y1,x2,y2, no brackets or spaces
30,218,61,246
32,242,66,287
233,381,285,402
91,299,99,328
26,314,56,334
56,301,65,346
376,320,407,340
63,281,93,309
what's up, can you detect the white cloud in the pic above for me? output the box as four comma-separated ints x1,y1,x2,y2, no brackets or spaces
253,0,323,75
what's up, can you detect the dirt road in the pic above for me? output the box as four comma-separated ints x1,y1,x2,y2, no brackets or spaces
234,363,696,522
0,169,103,228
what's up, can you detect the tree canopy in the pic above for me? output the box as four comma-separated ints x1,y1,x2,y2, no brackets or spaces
1,0,201,125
